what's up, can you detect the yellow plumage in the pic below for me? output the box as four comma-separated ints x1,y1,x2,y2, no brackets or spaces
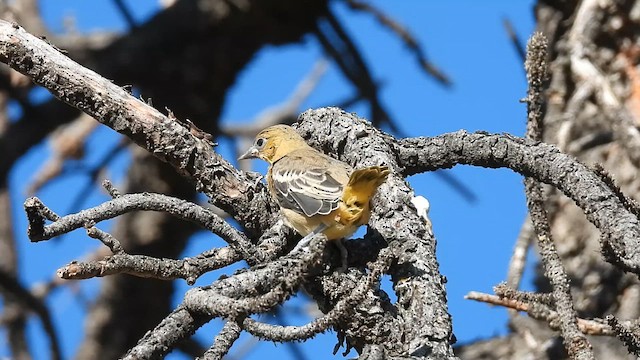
238,125,389,243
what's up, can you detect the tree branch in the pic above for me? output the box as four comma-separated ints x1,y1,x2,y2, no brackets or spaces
56,247,240,285
297,108,456,357
465,291,616,336
0,20,277,237
124,234,327,359
23,192,256,261
396,131,640,275
522,33,593,359
202,321,241,360
0,268,61,360
241,250,391,342
345,0,451,86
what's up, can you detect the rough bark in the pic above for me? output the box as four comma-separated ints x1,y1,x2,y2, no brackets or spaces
458,0,640,359
0,0,327,358
66,0,327,357
3,1,640,359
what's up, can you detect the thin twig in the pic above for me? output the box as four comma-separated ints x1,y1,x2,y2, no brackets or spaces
24,193,257,262
85,226,124,254
494,282,554,306
523,33,593,359
66,139,129,213
112,0,137,29
345,0,451,86
221,59,328,139
506,215,533,289
0,269,61,360
466,291,613,336
502,18,526,63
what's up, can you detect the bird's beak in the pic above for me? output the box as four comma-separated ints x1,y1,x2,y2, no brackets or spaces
238,146,259,160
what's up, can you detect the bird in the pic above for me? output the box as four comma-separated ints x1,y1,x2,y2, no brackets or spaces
238,124,390,260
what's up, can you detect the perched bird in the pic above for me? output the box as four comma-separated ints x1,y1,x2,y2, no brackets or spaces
238,125,390,254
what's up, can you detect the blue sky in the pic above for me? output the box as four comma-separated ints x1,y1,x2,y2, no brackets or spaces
3,1,536,359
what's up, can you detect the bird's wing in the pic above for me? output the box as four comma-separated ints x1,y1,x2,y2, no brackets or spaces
271,154,349,217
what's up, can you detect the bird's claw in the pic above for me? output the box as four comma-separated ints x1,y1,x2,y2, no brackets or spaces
290,233,314,254
290,223,329,255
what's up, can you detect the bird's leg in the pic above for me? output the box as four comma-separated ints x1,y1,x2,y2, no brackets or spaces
335,238,349,272
291,223,329,253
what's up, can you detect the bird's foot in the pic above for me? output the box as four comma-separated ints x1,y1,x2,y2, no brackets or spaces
290,223,329,254
335,239,349,272
291,234,314,253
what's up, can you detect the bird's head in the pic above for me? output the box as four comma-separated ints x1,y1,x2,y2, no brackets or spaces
238,125,310,164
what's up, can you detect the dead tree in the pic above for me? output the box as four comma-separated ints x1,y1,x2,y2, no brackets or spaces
3,1,640,360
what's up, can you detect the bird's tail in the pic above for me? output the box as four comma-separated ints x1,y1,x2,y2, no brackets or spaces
339,166,390,225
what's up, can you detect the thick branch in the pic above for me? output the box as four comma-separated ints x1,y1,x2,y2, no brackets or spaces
297,108,456,358
396,131,640,274
0,21,277,236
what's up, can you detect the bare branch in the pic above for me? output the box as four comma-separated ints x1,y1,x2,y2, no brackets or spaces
314,10,404,135
345,0,451,86
221,59,328,139
184,234,327,319
0,268,61,360
524,33,548,143
0,20,277,237
57,247,240,285
23,193,256,261
465,291,615,336
102,179,121,198
395,131,640,275
241,250,391,342
202,321,242,360
85,226,124,254
523,33,593,359
494,283,554,307
506,216,533,289
606,315,640,356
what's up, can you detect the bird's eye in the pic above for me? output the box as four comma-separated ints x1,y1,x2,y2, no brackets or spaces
255,138,266,148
